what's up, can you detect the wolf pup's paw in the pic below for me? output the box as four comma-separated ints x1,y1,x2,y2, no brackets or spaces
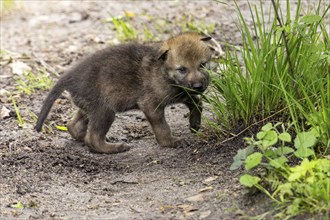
159,137,178,148
189,115,201,133
190,124,200,133
161,137,188,148
87,142,131,154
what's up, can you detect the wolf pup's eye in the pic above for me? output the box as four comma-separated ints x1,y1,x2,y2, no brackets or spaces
177,66,187,74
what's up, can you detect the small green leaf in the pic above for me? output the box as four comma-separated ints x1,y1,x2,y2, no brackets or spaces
55,125,68,131
256,131,266,139
278,132,291,142
309,127,320,138
317,159,330,174
239,174,260,187
261,123,272,131
230,145,254,170
300,15,322,24
264,149,277,158
294,147,314,158
11,202,24,209
287,172,301,182
275,147,294,155
306,175,316,184
261,130,278,150
275,183,293,201
269,156,288,168
245,152,262,170
230,159,243,170
294,130,317,149
289,159,316,181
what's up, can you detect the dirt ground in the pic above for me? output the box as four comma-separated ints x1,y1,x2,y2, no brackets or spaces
0,1,280,219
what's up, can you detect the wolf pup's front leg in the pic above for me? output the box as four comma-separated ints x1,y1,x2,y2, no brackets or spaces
184,95,203,133
140,104,177,148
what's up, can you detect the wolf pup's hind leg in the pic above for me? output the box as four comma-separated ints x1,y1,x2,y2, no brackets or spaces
67,110,89,142
84,108,130,154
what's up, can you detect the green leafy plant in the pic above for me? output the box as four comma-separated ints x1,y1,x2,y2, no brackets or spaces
231,122,330,218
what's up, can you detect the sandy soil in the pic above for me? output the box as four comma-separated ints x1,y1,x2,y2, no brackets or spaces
0,1,274,219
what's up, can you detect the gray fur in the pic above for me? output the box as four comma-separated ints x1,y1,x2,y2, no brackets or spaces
35,32,212,154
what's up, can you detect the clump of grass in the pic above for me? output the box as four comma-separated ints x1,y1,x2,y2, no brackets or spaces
10,95,24,127
10,98,55,131
10,96,39,129
207,0,329,145
103,12,160,42
111,16,137,41
15,68,53,95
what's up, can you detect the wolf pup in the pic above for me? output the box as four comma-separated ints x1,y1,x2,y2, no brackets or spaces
35,32,213,154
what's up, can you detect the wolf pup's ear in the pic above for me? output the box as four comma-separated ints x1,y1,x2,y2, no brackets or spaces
200,36,212,42
158,49,169,61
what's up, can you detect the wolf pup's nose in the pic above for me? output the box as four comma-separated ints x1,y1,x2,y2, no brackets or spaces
192,82,204,91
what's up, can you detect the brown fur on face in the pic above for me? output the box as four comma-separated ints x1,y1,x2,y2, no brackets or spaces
35,32,213,154
159,32,212,91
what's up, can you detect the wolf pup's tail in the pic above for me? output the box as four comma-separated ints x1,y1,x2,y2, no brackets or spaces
35,77,67,132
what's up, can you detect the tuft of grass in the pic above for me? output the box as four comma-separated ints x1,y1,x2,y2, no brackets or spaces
207,0,329,145
104,13,160,42
9,97,45,129
15,68,53,95
111,16,137,41
10,95,24,127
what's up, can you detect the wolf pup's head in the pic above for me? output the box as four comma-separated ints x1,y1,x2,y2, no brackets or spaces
159,32,213,93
